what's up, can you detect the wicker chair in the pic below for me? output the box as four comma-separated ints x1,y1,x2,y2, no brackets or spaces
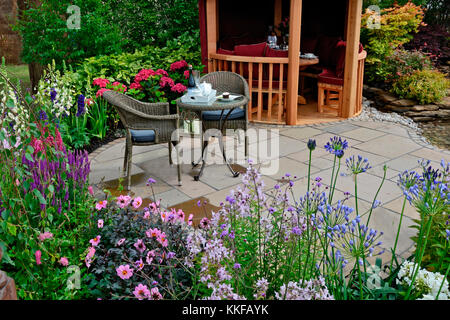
199,71,250,157
102,91,181,190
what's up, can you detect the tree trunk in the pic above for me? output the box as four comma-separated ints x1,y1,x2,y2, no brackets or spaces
28,61,43,93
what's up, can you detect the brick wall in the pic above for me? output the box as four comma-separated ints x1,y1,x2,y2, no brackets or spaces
0,0,22,64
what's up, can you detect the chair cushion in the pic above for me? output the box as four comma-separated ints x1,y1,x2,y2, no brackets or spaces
202,108,245,121
130,129,156,143
217,48,235,55
318,68,344,86
316,35,341,68
265,47,288,81
335,41,364,78
234,42,267,57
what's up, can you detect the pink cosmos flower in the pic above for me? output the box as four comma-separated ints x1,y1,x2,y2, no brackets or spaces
199,217,210,229
116,264,134,280
171,83,187,94
145,228,161,239
149,287,163,300
90,236,101,247
135,258,144,271
88,186,94,196
133,283,150,300
59,257,69,266
134,239,146,253
146,250,156,264
175,209,185,222
132,197,143,209
85,247,96,268
188,214,194,226
35,250,42,265
117,238,126,246
38,232,53,242
149,200,160,213
157,232,168,247
97,219,104,229
143,210,150,219
159,76,175,88
95,200,107,211
117,195,132,208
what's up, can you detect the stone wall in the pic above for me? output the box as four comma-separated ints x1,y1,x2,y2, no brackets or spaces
363,85,450,123
0,0,22,64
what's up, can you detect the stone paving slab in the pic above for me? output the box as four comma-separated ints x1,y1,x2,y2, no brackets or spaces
89,120,450,263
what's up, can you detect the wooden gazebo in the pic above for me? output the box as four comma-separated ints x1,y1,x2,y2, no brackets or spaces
198,0,366,125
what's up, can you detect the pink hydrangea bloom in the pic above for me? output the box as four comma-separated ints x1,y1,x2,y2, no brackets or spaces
93,78,110,88
184,70,190,79
133,283,150,300
135,69,156,83
159,76,175,88
59,257,69,266
132,197,143,209
97,219,104,229
117,195,132,208
116,264,134,280
171,83,187,93
155,69,168,76
112,81,127,93
95,200,107,211
35,250,42,265
96,88,110,98
38,232,53,242
170,60,188,71
129,82,143,90
90,235,101,247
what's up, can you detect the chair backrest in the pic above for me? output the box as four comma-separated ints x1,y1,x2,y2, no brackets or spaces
199,71,250,99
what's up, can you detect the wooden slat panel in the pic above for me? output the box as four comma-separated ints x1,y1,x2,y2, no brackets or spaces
239,62,243,76
248,62,253,121
278,63,284,123
224,60,228,71
231,61,236,73
257,63,263,121
268,63,273,121
210,53,288,64
213,59,217,72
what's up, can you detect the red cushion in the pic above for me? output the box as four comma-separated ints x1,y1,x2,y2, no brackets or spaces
234,42,267,57
265,47,288,81
318,68,343,86
301,37,318,54
335,41,364,78
217,48,234,55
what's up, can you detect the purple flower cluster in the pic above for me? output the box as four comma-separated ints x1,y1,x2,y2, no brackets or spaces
22,149,90,212
76,94,86,117
324,136,348,158
345,155,371,175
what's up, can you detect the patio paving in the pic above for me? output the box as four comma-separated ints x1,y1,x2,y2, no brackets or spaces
89,119,450,264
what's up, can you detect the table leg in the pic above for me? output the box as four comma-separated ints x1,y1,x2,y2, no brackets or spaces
193,139,209,181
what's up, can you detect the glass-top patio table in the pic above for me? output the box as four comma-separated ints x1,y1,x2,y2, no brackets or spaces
176,94,249,181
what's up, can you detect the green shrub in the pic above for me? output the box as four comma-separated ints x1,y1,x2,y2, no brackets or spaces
361,2,425,84
384,49,432,83
392,69,449,104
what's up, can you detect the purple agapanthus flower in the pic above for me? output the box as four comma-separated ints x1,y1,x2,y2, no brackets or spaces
324,136,348,158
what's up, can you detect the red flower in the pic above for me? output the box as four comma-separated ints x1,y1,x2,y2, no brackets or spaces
92,78,110,88
135,69,156,83
170,60,188,72
171,83,187,93
184,70,190,79
129,82,143,90
156,69,169,76
159,76,175,88
96,88,110,98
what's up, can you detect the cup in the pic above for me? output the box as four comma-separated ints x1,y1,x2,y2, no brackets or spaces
223,92,230,99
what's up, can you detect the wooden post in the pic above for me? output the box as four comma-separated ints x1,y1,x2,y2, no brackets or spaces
342,0,363,118
286,0,302,125
274,0,282,33
206,0,218,72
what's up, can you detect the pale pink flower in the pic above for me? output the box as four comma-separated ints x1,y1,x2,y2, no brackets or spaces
133,283,151,300
134,239,146,253
160,211,168,222
95,200,107,211
149,287,163,300
143,210,150,219
116,264,134,280
145,228,161,239
35,250,42,265
97,219,104,229
88,186,94,196
188,214,194,226
87,247,96,259
90,236,101,247
157,232,168,247
117,195,132,208
117,238,126,246
146,250,156,264
59,257,69,266
135,258,144,271
15,178,20,186
132,197,143,209
176,209,185,222
38,232,53,242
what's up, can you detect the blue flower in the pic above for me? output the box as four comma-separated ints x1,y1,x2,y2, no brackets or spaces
50,88,57,103
76,94,85,117
307,139,316,151
324,136,348,158
346,155,371,175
